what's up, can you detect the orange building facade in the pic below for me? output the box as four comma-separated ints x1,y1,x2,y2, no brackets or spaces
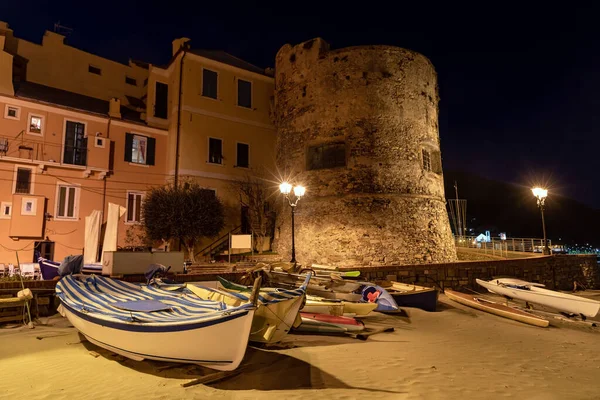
0,21,275,264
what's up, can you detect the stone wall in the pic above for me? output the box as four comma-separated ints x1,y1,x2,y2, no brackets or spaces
273,38,456,267
339,255,599,291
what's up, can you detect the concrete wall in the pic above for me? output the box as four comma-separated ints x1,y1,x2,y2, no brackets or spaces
273,38,456,267
340,255,600,291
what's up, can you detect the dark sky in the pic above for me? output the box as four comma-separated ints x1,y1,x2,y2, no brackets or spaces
2,2,600,207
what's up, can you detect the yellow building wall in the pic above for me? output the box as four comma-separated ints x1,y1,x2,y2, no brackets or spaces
12,31,148,103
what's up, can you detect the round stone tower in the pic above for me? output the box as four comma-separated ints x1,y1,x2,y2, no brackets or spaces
273,38,456,267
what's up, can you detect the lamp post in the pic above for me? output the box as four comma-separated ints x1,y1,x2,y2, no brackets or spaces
279,182,306,264
531,187,549,255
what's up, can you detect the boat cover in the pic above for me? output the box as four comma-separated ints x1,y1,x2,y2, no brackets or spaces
56,275,253,326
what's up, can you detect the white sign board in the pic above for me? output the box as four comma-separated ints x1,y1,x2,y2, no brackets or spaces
231,234,252,249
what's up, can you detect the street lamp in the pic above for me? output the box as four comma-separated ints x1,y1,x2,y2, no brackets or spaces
280,181,306,264
531,187,549,255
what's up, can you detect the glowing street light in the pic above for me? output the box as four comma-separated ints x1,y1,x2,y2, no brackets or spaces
531,187,549,255
280,182,306,264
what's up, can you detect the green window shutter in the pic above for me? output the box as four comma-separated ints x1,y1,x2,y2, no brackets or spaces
146,137,156,166
124,133,133,162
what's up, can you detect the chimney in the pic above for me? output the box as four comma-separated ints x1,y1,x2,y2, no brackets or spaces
42,30,65,47
108,98,121,119
172,38,191,56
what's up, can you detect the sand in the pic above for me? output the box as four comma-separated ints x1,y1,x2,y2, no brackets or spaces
1,293,599,400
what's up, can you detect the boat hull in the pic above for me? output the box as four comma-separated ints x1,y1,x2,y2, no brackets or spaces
59,303,254,371
476,279,600,317
296,312,364,333
445,290,549,327
386,282,438,312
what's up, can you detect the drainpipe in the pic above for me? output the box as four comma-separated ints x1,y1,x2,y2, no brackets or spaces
174,48,186,189
100,117,112,261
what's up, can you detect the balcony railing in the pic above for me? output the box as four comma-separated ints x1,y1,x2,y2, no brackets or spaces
0,133,109,171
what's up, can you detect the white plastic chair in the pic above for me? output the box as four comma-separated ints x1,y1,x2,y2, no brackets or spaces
8,264,14,277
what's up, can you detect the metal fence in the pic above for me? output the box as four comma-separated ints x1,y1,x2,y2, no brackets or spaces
455,236,552,255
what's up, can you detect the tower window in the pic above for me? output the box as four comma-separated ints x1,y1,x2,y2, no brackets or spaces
307,142,346,170
422,149,432,172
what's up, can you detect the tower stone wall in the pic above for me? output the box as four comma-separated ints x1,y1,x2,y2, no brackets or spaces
273,38,456,267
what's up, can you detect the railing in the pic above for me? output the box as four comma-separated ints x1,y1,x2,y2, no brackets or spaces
195,225,242,260
455,236,552,255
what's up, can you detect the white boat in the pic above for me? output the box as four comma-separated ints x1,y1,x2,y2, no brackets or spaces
56,275,258,371
476,278,600,318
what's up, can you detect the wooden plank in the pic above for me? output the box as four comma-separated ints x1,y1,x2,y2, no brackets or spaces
181,369,244,388
0,315,23,323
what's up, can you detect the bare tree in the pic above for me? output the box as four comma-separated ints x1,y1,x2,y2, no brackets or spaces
143,183,225,262
230,171,276,254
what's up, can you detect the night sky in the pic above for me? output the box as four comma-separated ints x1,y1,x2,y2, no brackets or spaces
2,3,599,207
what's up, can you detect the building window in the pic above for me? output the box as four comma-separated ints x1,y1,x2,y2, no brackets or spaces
125,133,156,165
202,69,218,99
307,142,346,170
154,82,168,119
4,105,20,120
208,137,223,164
236,143,249,168
125,76,137,86
63,120,87,166
126,192,144,223
88,65,102,75
95,137,105,148
0,202,12,219
143,78,148,87
56,185,79,219
27,113,44,136
14,167,33,194
237,79,252,108
422,149,432,172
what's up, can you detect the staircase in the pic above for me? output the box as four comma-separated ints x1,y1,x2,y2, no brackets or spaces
195,226,241,262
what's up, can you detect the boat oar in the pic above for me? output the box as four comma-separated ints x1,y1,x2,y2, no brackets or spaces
15,251,34,329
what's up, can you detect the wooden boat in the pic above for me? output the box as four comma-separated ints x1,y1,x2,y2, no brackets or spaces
56,275,258,371
303,295,377,317
294,312,365,334
266,270,400,312
184,275,310,344
379,281,439,312
445,289,549,327
476,278,600,318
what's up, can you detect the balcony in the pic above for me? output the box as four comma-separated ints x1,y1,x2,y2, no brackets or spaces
0,134,110,178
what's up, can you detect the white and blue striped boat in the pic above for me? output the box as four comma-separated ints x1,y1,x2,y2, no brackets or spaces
56,275,258,371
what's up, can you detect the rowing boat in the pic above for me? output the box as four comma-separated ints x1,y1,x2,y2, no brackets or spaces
380,281,439,312
294,312,365,334
56,275,258,370
476,278,600,318
184,275,310,344
302,295,377,317
445,289,549,327
266,270,399,312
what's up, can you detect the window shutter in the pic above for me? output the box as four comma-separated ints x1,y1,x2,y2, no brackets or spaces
146,137,156,166
124,133,133,162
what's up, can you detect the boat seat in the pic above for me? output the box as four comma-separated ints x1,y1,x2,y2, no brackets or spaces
113,300,172,312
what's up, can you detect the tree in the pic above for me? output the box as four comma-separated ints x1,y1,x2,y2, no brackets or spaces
142,182,225,263
230,171,276,254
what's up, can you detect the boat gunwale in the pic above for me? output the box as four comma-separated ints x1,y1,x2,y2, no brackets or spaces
59,300,252,332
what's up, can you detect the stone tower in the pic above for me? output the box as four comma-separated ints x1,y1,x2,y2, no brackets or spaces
273,38,456,267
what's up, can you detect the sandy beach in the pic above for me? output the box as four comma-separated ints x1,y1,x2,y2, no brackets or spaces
1,292,599,400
